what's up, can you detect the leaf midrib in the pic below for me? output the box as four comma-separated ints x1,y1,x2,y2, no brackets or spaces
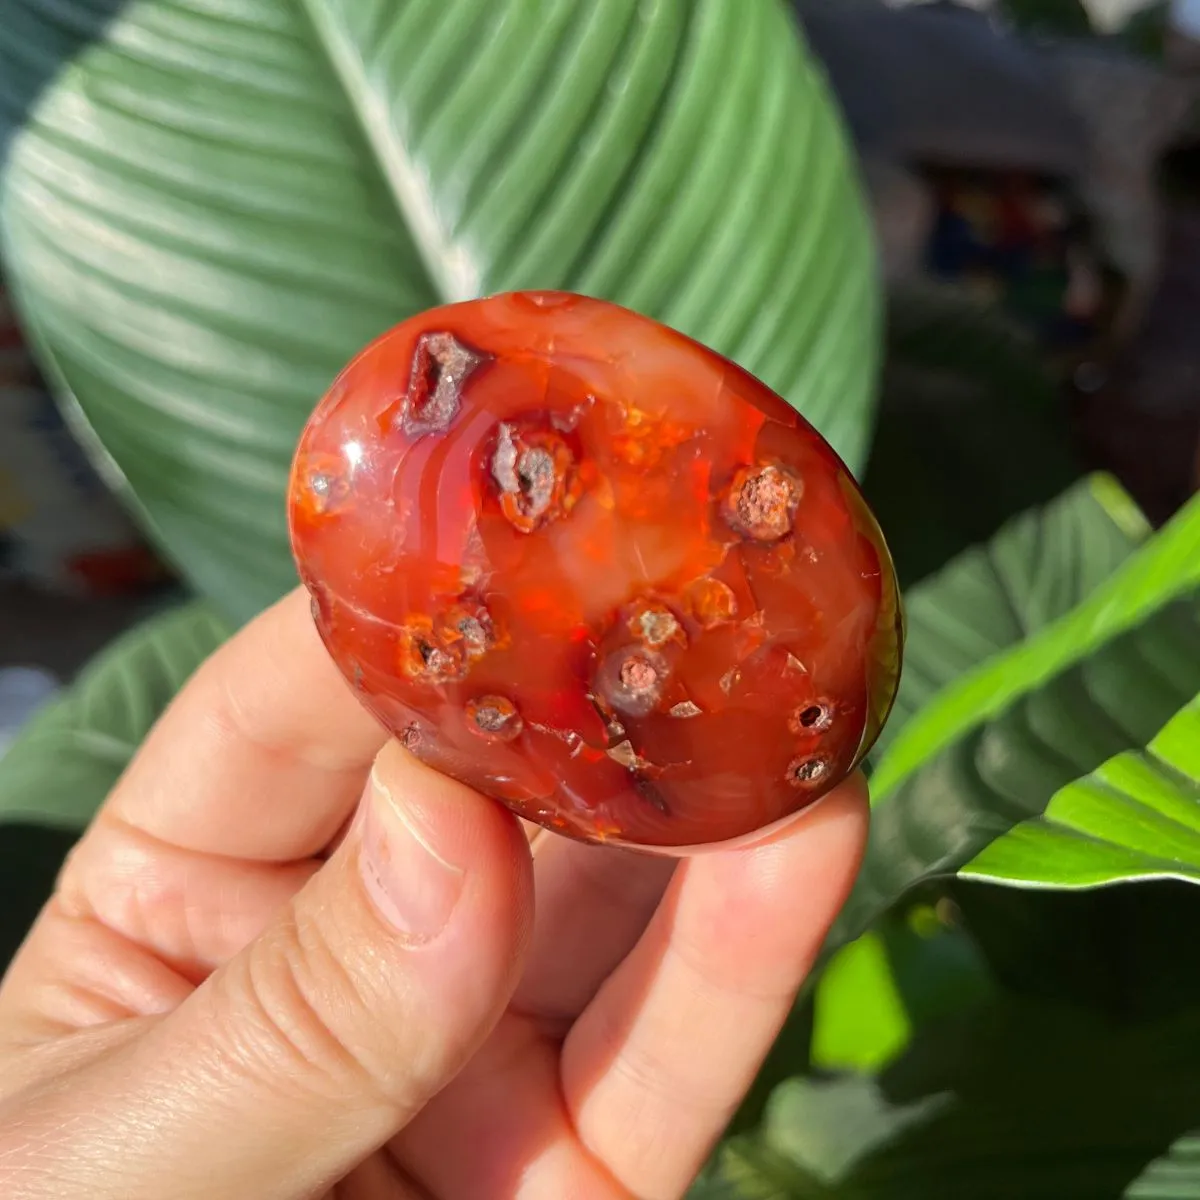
295,0,472,304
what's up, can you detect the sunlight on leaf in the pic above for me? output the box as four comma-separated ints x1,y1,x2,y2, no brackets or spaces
810,931,912,1074
831,487,1200,950
963,692,1200,887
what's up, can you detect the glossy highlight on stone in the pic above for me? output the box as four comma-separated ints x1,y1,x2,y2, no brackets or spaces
288,291,902,851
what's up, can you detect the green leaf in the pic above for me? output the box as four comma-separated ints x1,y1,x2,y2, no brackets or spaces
873,473,1149,762
761,1075,954,1190
695,1141,828,1200
949,878,1200,1024
0,0,879,623
709,998,1200,1199
809,904,994,1074
875,488,1200,797
1127,1132,1200,1200
810,931,912,1075
963,692,1200,888
0,600,231,830
831,487,1200,949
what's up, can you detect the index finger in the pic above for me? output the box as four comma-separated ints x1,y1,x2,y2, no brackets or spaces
105,588,388,862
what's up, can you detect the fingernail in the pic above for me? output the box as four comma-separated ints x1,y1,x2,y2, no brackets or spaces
359,768,465,942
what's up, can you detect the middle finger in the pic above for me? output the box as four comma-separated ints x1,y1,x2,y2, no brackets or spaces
512,837,676,1032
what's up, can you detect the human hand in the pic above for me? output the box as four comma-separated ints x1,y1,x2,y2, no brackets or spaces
0,588,867,1199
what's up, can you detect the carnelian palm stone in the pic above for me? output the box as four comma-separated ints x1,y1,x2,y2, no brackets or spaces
289,291,902,851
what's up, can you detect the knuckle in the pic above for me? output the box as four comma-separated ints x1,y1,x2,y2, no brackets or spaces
224,907,397,1109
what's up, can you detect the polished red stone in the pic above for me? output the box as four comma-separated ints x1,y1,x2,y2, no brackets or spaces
288,292,902,850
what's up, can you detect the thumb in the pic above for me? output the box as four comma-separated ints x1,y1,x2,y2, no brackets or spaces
59,741,531,1199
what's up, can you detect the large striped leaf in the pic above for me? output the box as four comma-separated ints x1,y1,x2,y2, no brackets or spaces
0,0,878,622
964,692,1200,888
0,599,230,830
830,488,1200,949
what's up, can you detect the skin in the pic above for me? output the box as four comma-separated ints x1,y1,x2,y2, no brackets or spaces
0,587,868,1200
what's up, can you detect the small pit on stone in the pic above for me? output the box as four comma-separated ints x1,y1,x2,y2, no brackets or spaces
595,646,668,717
459,617,486,647
492,423,581,532
444,601,495,658
414,636,460,680
723,463,802,542
790,703,833,734
621,655,658,693
517,446,555,513
632,604,683,648
397,598,496,684
303,465,350,516
466,695,524,742
786,756,828,788
401,331,487,438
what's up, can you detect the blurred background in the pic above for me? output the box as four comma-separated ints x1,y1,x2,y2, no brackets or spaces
3,0,1200,1194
